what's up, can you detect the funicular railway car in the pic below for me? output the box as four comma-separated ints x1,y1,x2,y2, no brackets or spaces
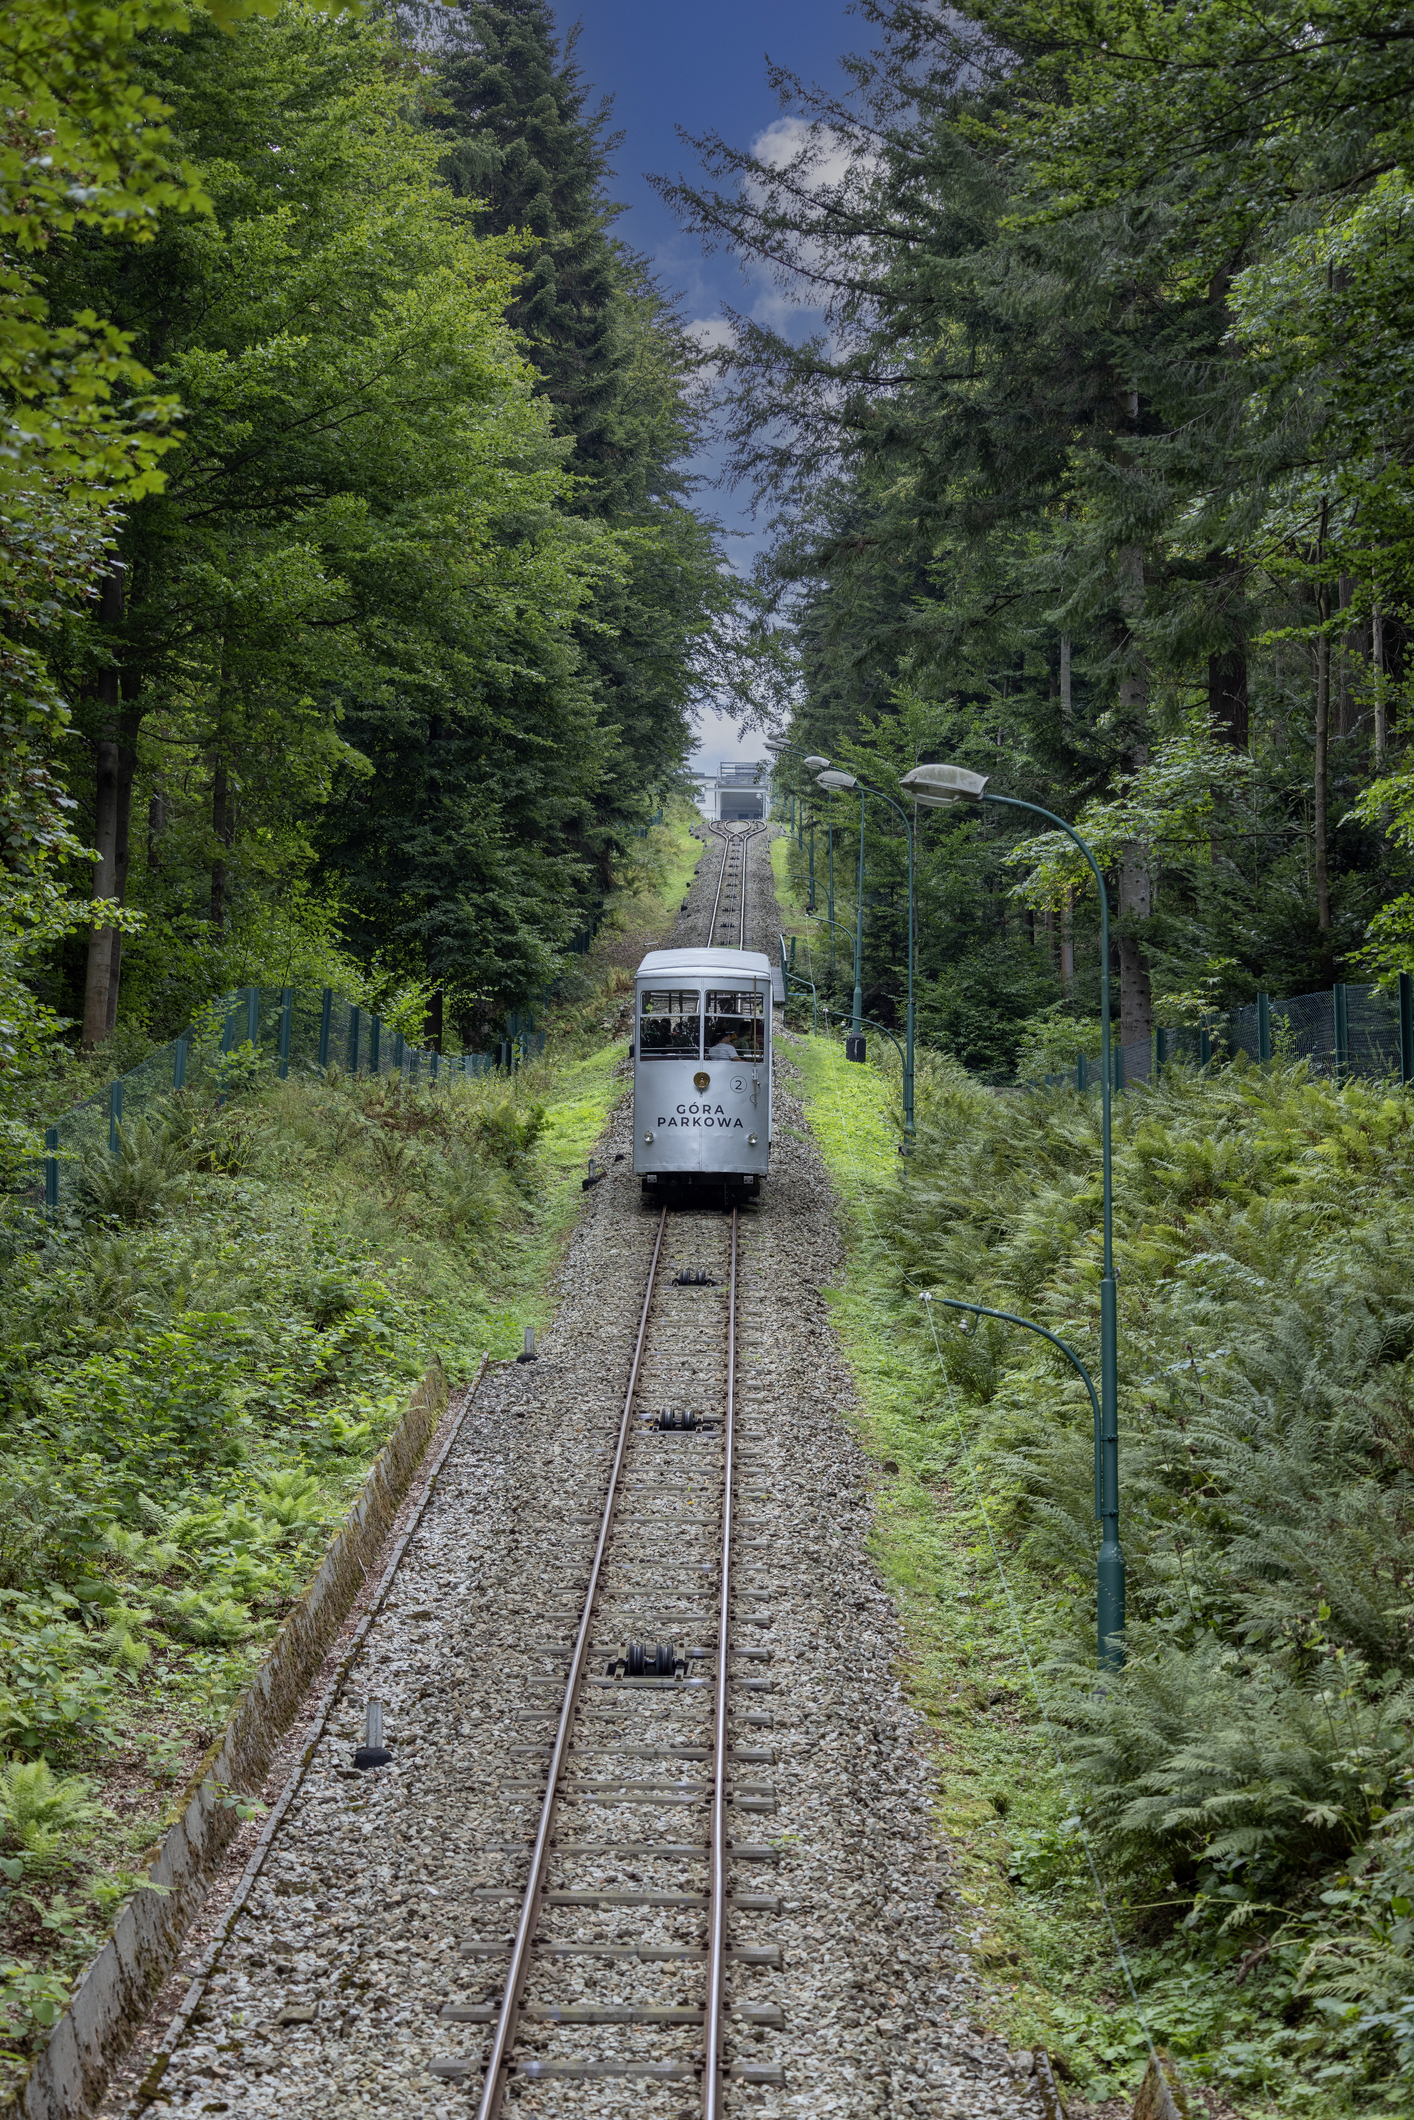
632,947,772,1195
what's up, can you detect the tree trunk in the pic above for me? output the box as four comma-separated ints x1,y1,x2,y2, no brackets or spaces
104,741,138,1034
1117,542,1153,1061
81,741,120,1046
1314,597,1333,939
1337,575,1365,740
1373,592,1388,766
1119,790,1154,1054
1208,649,1249,747
148,785,166,869
211,755,233,931
425,988,444,1053
81,565,127,1047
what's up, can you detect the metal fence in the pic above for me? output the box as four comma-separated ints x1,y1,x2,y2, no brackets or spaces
1034,975,1414,1095
39,982,548,1214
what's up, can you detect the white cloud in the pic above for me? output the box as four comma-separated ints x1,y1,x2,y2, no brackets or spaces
687,316,739,355
739,115,875,334
750,116,857,194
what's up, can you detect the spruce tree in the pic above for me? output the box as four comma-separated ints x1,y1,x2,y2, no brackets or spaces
430,0,632,512
424,0,727,877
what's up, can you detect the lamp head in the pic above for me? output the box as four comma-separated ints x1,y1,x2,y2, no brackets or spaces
763,734,789,754
899,762,990,805
802,754,830,771
815,770,857,791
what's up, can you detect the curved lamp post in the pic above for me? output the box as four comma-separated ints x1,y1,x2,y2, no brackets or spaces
763,734,829,846
816,768,915,1143
764,734,830,908
900,760,1123,1667
816,770,866,1033
921,1293,1104,1526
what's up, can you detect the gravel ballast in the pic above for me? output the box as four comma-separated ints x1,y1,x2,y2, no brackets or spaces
113,829,1034,2120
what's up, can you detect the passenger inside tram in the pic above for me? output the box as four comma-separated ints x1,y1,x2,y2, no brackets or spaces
704,990,765,1062
638,990,702,1058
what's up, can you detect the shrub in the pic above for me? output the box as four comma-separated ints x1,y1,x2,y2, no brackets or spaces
75,1118,187,1226
0,1761,103,1868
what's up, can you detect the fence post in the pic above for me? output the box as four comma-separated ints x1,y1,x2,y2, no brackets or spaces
1076,1052,1087,1093
246,985,260,1048
109,1078,123,1154
393,1029,405,1076
431,1049,440,1085
369,1015,381,1074
44,1127,58,1214
1257,992,1271,1064
318,987,333,1070
278,988,293,1079
1400,972,1414,1086
173,1036,187,1092
1155,1026,1167,1071
348,1005,361,1075
1200,1024,1211,1069
1334,981,1348,1084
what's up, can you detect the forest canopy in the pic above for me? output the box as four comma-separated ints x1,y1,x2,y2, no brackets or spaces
0,0,728,1159
664,0,1414,1076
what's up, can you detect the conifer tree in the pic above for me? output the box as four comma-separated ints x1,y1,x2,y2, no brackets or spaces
431,0,630,509
424,0,727,876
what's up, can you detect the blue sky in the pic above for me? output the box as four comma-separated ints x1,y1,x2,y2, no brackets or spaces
561,0,858,769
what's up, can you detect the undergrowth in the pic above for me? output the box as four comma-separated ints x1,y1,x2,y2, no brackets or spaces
0,807,695,2085
788,1021,1414,2120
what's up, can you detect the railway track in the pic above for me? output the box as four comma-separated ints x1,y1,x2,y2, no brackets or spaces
704,823,764,950
455,1202,777,2115
110,817,1033,2120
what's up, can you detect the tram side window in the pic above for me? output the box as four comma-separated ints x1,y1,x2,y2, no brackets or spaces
703,990,766,1061
638,989,702,1059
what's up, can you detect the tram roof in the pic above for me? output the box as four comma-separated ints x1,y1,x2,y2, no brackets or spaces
635,948,773,983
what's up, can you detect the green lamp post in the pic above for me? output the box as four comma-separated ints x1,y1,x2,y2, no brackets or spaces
816,768,915,1142
900,760,1123,1667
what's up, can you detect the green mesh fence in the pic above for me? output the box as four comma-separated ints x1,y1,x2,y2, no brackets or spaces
1034,976,1414,1097
38,983,547,1214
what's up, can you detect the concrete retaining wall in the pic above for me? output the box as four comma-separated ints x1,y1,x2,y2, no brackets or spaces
6,1357,449,2120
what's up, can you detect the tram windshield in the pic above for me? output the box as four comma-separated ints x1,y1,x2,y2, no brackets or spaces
638,989,702,1059
704,988,766,1062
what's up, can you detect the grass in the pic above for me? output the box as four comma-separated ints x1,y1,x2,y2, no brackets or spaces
785,1032,1101,2061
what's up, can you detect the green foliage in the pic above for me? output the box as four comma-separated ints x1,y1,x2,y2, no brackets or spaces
881,1055,1414,2100
672,0,1414,1060
75,1116,188,1226
0,1761,104,1869
796,1027,1414,2105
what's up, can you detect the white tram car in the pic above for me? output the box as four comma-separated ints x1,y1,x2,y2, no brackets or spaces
632,948,772,1195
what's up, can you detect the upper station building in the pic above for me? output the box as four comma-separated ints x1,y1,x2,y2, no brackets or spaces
690,759,772,823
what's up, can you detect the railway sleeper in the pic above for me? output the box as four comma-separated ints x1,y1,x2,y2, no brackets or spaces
429,2061,787,2085
456,1943,782,1966
472,1889,780,1909
440,2001,785,2026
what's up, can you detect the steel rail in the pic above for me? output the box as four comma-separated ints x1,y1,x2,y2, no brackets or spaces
706,823,733,944
702,1204,739,2119
474,1204,671,2120
736,830,749,950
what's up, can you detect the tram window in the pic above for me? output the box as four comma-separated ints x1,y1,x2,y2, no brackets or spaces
638,989,702,1059
703,989,765,1061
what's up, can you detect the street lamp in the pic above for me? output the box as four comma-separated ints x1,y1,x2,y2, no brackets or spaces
764,734,831,902
816,770,865,1033
816,768,915,1142
899,760,1123,1667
